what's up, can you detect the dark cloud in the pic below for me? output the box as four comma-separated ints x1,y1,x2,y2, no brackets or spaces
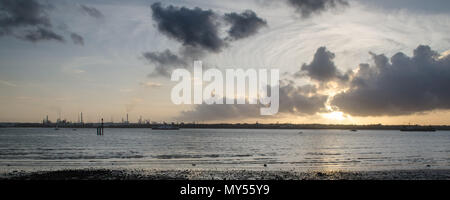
150,2,224,52
143,46,207,77
22,27,64,42
332,45,450,116
287,0,348,17
177,83,327,121
80,5,103,18
0,0,64,42
0,0,51,29
143,49,188,77
224,10,267,40
0,0,84,44
278,83,328,115
298,47,348,82
70,33,84,45
145,3,267,77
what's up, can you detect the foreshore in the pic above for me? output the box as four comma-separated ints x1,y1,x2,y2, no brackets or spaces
2,169,450,180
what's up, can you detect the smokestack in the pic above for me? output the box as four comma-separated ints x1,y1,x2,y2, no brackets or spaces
127,113,129,124
81,112,83,124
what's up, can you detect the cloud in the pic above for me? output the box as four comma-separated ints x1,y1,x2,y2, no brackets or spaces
140,81,163,88
278,82,328,114
298,47,348,82
146,3,268,77
0,0,65,42
80,5,103,18
150,2,224,52
0,0,51,28
224,10,267,40
22,27,64,42
70,33,84,45
0,79,17,87
0,0,86,44
332,45,450,116
286,0,349,17
177,82,327,121
143,49,188,77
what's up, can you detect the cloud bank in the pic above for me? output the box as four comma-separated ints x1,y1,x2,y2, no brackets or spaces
332,45,450,116
178,45,450,121
177,82,327,121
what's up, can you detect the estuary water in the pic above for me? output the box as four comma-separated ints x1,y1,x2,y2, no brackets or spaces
0,128,449,172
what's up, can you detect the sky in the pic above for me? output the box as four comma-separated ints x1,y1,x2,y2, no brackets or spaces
0,0,450,125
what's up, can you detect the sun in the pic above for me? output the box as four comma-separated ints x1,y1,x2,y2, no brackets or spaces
322,111,346,121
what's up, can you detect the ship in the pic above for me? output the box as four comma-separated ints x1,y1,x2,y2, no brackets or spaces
152,125,180,130
400,125,436,132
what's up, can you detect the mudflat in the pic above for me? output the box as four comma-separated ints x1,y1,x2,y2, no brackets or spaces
2,169,450,180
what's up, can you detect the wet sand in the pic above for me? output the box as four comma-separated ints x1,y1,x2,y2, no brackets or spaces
2,169,450,180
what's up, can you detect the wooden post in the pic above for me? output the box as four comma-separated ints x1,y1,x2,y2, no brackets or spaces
96,118,105,136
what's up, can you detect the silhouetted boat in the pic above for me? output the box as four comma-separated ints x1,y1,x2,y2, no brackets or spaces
400,126,436,132
350,129,358,132
152,125,179,130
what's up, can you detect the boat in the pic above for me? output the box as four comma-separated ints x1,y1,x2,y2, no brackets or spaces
350,129,357,132
400,126,436,132
152,125,180,130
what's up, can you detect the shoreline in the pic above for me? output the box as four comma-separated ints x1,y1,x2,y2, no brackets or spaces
2,168,450,180
2,124,450,131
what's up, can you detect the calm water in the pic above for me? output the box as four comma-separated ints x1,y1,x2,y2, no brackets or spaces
0,128,449,172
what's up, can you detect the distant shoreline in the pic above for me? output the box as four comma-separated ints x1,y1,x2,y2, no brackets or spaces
1,123,450,130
